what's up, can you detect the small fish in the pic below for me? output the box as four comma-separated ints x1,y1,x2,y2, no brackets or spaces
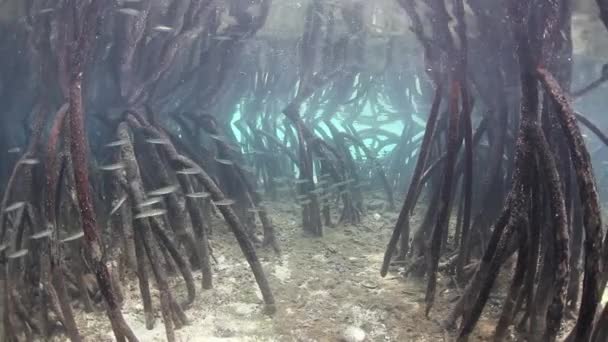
138,197,163,207
309,188,324,195
276,186,291,192
105,139,128,147
319,194,333,201
7,249,28,259
146,138,170,145
240,166,255,173
116,8,141,17
411,98,420,118
38,8,54,14
135,209,167,219
294,179,309,184
31,229,53,240
299,200,311,205
246,3,262,17
247,207,263,213
212,199,235,206
317,180,328,186
152,25,174,33
4,202,25,213
7,147,20,153
99,163,125,171
226,144,241,152
208,134,226,141
147,185,178,197
60,231,85,243
0,244,6,252
20,158,40,165
176,167,201,175
415,76,422,96
212,35,234,41
319,174,332,180
186,192,211,199
296,195,308,201
215,158,234,165
110,195,128,216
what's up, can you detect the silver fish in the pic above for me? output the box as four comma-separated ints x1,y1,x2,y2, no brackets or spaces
186,192,210,199
296,195,309,201
99,163,125,171
135,209,167,219
4,201,25,213
226,144,241,152
60,231,85,243
110,195,128,216
105,139,128,147
116,8,140,17
212,199,235,206
299,200,311,205
7,147,20,153
294,179,309,184
31,229,53,240
38,8,54,14
215,158,234,165
334,180,351,187
147,185,178,197
0,244,7,252
20,158,40,165
247,208,264,213
7,249,28,259
309,188,324,195
176,167,201,175
152,25,174,33
319,194,333,201
138,197,163,207
208,134,226,141
212,35,234,41
240,166,255,173
415,75,422,96
146,138,170,145
319,174,332,180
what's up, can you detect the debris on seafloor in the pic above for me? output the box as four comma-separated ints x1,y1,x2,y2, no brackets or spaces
341,325,366,342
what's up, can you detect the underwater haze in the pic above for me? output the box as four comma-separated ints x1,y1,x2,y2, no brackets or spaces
1,0,608,341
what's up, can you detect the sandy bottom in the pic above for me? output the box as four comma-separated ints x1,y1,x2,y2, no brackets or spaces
75,194,499,341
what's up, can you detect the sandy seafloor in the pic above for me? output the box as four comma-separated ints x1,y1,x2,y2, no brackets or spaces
70,192,566,342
